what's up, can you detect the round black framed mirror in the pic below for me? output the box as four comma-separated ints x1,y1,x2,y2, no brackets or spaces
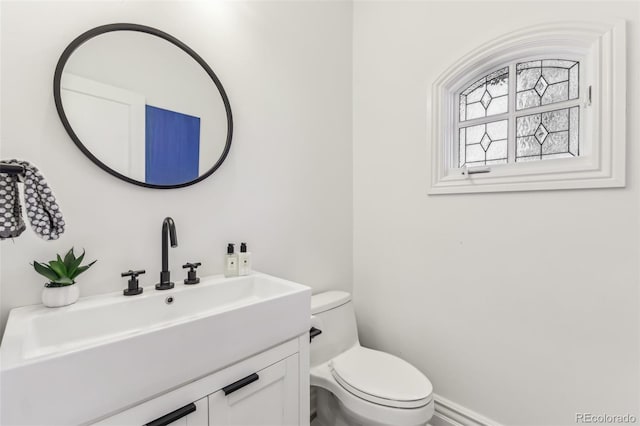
53,23,233,189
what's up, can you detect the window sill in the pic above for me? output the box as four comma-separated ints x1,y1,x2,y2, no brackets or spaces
429,156,625,194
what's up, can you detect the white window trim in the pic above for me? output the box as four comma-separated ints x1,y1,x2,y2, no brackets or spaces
428,20,626,194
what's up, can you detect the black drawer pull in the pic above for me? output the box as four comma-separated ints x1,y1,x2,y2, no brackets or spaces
310,326,322,342
144,402,196,426
223,373,259,395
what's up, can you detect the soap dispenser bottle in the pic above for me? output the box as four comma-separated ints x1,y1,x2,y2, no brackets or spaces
238,242,252,276
224,243,239,277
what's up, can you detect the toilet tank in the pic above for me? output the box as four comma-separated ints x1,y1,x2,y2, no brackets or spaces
310,291,359,367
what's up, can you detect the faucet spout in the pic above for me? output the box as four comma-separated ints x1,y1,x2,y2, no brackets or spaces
157,217,178,290
165,217,178,248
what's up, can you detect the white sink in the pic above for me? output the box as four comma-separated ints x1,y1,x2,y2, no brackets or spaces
0,272,311,425
5,273,304,363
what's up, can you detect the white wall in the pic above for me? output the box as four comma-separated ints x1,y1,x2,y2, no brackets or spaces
352,2,639,426
2,2,639,425
0,1,353,334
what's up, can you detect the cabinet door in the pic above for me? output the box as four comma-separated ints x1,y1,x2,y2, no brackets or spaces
209,355,298,426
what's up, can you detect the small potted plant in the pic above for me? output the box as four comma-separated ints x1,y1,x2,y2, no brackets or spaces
32,248,97,308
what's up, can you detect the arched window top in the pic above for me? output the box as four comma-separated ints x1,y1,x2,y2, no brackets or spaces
458,58,581,122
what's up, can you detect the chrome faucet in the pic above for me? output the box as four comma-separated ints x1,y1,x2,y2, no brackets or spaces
156,217,178,290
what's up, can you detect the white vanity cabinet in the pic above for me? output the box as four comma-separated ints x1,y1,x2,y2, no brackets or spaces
138,356,299,426
93,336,309,426
208,354,299,425
1,272,311,426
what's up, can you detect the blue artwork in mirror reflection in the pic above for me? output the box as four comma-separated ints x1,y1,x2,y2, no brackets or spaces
145,105,200,185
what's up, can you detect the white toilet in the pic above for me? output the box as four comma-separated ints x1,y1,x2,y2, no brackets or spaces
310,291,434,426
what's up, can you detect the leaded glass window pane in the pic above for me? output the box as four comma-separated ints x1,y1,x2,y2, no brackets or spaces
459,120,508,167
516,60,579,110
455,57,582,170
459,67,508,122
515,106,579,162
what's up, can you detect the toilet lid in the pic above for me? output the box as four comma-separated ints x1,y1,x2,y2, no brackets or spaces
330,346,433,409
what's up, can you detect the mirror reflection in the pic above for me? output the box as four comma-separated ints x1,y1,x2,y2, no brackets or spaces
56,26,232,188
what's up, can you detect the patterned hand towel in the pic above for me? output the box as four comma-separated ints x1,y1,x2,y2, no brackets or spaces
0,160,65,240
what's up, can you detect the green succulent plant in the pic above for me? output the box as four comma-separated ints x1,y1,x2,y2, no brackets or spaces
32,248,97,288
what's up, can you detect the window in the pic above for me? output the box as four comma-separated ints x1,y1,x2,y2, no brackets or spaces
429,21,626,194
457,59,581,168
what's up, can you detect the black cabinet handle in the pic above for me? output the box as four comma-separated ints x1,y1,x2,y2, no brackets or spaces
144,402,196,426
223,373,259,396
310,326,322,342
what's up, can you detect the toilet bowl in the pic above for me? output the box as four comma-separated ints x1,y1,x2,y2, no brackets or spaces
310,291,434,426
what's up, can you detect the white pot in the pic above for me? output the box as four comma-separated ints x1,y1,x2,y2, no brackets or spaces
42,284,79,308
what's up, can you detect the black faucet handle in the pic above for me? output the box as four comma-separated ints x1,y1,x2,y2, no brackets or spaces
182,262,201,285
121,269,146,278
121,269,145,296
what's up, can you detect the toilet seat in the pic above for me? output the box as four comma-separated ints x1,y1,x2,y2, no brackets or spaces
311,349,435,426
329,346,433,409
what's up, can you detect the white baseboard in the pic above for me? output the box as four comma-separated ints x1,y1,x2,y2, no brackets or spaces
430,394,503,426
310,387,501,426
